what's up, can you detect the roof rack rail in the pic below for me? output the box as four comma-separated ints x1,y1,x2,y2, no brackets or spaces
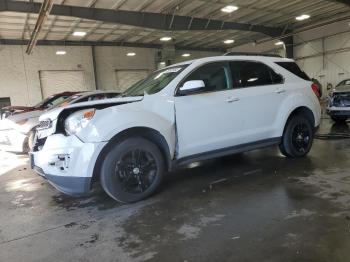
224,52,282,58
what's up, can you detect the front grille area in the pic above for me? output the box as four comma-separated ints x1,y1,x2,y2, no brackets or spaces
332,93,350,107
37,119,52,130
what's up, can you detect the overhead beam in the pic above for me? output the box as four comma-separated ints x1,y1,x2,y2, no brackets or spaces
324,0,350,6
0,0,286,37
0,39,226,52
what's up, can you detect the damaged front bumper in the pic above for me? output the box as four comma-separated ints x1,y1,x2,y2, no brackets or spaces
30,134,107,196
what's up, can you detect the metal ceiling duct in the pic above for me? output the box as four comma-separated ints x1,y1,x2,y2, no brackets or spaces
25,0,53,55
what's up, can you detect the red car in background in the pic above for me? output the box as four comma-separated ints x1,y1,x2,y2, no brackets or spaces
0,91,80,119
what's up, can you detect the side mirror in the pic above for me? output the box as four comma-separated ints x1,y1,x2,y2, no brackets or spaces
179,80,205,95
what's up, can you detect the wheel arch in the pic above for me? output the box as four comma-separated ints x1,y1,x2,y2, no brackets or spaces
92,127,172,183
282,106,315,135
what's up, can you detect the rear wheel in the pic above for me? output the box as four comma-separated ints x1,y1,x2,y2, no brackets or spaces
100,137,165,203
331,116,348,123
279,115,314,158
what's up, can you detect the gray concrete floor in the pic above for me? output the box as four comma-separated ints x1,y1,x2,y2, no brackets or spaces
1,119,350,262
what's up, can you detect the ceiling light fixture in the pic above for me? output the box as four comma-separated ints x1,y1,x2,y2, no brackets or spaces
224,39,235,44
126,52,136,56
275,41,284,46
56,50,66,55
72,31,87,37
182,53,191,57
221,5,239,13
160,36,172,41
296,14,310,21
160,62,166,65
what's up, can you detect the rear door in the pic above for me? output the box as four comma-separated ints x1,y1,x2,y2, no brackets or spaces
228,61,286,142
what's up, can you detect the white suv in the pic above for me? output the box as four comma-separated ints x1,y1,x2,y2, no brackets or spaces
31,55,321,203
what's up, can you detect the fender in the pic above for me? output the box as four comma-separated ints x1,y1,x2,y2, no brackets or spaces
274,89,321,137
77,98,176,159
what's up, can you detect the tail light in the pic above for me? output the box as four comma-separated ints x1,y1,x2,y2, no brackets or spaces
311,83,321,98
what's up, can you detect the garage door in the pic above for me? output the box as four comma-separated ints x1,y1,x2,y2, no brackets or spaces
39,70,87,98
115,70,149,92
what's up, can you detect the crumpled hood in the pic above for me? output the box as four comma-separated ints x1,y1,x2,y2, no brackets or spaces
3,106,35,111
39,95,143,121
6,110,43,124
0,110,42,133
1,106,38,117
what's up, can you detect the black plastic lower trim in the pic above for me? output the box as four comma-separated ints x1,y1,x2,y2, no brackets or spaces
32,166,91,196
174,137,281,167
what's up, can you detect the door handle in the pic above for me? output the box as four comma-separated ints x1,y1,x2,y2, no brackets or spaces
226,97,240,103
275,88,286,94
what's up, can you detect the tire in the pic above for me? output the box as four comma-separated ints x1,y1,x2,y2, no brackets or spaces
279,115,314,158
331,116,348,123
27,130,35,151
100,137,165,203
23,130,35,153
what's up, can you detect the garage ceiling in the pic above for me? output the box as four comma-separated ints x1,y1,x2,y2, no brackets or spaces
0,0,349,51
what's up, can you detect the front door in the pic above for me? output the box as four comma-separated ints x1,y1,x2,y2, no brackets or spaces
175,62,244,159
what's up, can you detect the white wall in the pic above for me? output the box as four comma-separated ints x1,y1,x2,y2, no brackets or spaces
228,40,285,56
94,46,157,91
0,44,222,106
229,19,350,96
294,23,350,93
174,50,222,63
0,45,95,106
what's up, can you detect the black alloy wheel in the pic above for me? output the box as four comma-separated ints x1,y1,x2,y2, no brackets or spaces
279,115,314,158
116,149,158,194
291,123,311,154
100,137,165,203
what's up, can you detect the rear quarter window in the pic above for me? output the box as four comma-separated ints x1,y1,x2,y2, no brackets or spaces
275,62,310,81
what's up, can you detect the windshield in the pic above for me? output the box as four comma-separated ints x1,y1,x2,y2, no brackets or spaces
122,65,188,97
336,79,350,87
34,96,55,108
34,94,71,109
52,94,84,108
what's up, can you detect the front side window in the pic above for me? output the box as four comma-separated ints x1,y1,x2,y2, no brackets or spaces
230,61,282,88
183,62,231,92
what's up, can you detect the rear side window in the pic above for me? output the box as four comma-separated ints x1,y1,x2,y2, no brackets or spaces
275,62,310,81
230,61,283,88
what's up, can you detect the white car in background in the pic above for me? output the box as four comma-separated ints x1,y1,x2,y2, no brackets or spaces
0,91,120,152
31,55,321,203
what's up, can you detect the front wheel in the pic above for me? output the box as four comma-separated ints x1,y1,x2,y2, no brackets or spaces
100,137,165,203
279,115,314,158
